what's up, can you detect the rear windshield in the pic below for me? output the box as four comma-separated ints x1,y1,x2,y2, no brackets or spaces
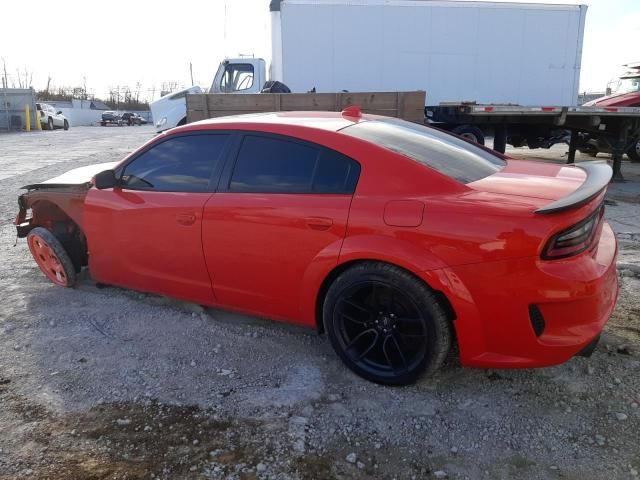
341,119,505,184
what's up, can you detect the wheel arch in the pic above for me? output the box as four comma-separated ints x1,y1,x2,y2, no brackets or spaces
19,197,88,271
312,258,458,335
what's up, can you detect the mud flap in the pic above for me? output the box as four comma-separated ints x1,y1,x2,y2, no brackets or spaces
576,334,600,357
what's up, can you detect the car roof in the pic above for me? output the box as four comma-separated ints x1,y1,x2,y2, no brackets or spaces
187,111,380,133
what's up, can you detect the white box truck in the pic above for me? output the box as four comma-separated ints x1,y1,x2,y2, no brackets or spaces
149,0,640,179
270,0,586,106
151,0,587,131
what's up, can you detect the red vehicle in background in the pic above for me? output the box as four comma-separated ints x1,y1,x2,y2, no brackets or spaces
15,111,619,385
581,62,640,162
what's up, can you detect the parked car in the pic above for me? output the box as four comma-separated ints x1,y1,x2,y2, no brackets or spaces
121,112,146,126
14,110,618,385
36,103,69,130
581,62,640,162
100,111,123,126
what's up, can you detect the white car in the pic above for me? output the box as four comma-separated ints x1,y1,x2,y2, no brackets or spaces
36,103,69,130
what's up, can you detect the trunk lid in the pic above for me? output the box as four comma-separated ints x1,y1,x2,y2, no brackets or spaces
469,160,585,200
468,160,612,213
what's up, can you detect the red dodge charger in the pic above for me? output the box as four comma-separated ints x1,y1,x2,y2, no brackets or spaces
15,110,619,384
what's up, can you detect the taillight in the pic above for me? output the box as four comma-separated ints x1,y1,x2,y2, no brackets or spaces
542,205,605,260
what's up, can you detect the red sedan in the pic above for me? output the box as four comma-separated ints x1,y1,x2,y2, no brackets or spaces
15,110,618,385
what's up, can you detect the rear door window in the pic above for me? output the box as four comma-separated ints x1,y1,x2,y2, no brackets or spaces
228,135,360,194
121,134,230,192
341,119,505,183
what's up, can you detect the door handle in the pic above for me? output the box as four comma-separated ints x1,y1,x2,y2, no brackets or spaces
176,213,196,226
305,216,333,231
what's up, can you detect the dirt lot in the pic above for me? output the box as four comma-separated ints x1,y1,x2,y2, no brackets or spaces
0,126,638,480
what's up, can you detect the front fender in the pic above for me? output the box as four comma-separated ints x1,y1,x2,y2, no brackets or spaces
15,190,87,237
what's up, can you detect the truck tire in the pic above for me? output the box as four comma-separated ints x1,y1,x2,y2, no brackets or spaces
628,140,640,163
451,125,485,145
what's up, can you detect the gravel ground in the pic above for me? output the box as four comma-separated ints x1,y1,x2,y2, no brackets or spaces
0,126,638,480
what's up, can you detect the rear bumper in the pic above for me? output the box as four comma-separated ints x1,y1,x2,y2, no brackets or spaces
432,222,619,368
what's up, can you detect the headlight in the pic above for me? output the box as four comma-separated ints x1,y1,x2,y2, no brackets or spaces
156,117,167,127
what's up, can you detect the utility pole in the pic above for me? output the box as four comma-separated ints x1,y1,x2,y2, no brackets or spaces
190,62,194,86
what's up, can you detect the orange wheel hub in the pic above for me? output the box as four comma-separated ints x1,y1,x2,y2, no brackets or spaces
28,234,69,287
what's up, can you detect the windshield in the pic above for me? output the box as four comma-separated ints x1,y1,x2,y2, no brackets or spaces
615,77,640,94
341,119,505,184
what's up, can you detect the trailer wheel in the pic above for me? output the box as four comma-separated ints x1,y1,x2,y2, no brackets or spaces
451,125,485,145
628,140,640,163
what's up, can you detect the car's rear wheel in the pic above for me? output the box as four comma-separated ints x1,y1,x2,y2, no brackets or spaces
323,262,451,385
47,117,54,130
27,227,77,287
63,120,69,130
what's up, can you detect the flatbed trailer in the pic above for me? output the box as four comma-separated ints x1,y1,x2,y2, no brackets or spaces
429,104,640,181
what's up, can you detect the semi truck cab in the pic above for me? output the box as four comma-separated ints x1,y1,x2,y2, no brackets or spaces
210,58,267,94
151,58,267,132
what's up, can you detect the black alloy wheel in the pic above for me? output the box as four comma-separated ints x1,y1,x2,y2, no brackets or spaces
324,262,451,385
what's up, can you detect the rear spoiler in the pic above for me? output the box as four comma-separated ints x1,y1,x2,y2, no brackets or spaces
535,161,613,214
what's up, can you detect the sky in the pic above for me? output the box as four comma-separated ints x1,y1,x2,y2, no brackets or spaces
0,0,638,102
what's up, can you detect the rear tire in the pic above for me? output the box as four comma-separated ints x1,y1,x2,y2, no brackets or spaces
323,262,451,385
451,125,485,145
27,227,77,287
47,117,54,130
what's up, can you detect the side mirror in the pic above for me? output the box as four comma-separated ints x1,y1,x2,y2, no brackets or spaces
93,169,117,189
56,110,62,115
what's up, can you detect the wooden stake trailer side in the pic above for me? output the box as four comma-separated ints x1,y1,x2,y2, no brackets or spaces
185,91,426,125
429,104,640,181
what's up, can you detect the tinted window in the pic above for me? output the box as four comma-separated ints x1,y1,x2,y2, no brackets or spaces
313,150,360,193
229,135,360,194
341,119,505,184
122,135,229,192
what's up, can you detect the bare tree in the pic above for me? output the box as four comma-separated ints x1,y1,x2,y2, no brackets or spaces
1,57,8,89
160,81,180,97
